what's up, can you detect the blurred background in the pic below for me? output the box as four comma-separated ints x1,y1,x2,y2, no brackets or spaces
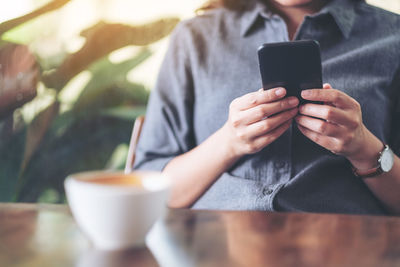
0,0,399,204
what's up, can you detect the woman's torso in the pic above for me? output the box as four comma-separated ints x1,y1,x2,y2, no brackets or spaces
135,0,400,214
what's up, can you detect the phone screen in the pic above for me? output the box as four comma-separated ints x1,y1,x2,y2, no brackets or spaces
258,40,323,105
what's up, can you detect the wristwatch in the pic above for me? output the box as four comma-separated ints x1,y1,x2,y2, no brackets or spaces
352,144,395,178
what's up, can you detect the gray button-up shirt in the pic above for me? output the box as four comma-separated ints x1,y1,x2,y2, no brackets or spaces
134,0,400,215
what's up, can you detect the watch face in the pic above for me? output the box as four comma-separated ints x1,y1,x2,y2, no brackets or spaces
381,148,394,172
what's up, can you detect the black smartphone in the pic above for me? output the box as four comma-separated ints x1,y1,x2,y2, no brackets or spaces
257,40,323,105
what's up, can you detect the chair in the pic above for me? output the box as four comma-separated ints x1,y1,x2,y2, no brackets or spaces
124,115,145,173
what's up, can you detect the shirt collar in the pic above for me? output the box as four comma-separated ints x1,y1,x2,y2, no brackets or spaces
319,0,358,39
240,0,359,39
239,1,273,37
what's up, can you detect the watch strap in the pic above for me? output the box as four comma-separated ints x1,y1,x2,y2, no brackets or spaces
351,143,389,179
351,165,383,178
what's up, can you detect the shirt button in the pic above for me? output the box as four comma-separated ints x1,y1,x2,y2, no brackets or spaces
263,187,273,196
274,161,285,169
271,15,280,21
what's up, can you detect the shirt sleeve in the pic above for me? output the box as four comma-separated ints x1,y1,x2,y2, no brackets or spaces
133,22,195,171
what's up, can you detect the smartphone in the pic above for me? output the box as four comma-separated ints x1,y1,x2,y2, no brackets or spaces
257,40,323,105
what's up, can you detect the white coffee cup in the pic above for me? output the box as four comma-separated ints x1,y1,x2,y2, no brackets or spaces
64,170,170,250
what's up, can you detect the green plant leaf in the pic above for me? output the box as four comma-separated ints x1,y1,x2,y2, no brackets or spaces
0,127,26,202
42,18,179,90
48,110,76,139
20,101,59,173
71,49,151,115
16,115,135,202
0,44,39,118
37,188,60,203
105,143,129,170
100,105,147,121
0,0,71,36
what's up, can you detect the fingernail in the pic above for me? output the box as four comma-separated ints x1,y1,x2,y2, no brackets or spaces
301,90,311,97
275,88,285,96
289,98,298,105
323,83,331,88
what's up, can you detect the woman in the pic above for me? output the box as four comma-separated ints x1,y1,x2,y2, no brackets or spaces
134,0,400,215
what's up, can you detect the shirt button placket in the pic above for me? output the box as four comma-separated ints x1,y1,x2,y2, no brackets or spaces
263,187,274,196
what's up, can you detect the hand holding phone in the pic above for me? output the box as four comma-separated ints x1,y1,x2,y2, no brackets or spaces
257,40,323,105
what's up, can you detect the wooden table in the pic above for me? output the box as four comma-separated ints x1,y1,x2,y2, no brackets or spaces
1,204,400,267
